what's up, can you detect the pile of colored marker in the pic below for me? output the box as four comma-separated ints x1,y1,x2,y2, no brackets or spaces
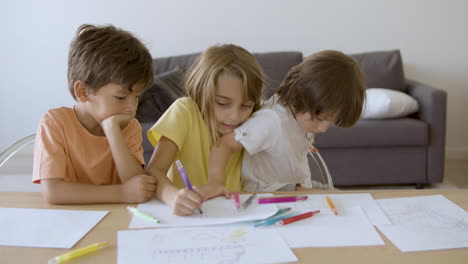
254,207,320,227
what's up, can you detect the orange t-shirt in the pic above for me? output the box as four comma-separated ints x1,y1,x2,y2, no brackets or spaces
32,107,144,185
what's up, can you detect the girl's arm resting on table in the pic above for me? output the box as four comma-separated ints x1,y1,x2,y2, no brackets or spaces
145,136,202,216
208,132,243,185
197,132,243,200
42,175,156,204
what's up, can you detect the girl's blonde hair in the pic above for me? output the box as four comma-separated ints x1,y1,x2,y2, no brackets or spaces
185,44,264,145
276,50,365,127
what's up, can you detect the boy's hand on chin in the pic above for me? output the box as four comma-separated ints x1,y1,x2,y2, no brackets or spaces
101,114,134,131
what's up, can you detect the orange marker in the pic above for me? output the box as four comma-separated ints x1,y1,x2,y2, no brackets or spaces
326,196,338,216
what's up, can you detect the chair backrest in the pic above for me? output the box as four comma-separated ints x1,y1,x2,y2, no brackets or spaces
0,134,40,192
0,134,36,168
307,151,335,190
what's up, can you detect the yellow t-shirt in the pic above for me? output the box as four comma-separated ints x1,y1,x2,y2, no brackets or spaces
147,97,243,192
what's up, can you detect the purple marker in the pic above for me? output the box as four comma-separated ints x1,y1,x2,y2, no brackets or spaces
175,160,203,214
258,196,308,204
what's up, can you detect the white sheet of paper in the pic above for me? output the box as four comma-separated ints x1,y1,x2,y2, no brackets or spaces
279,193,390,225
128,195,278,228
0,208,108,248
272,206,385,248
376,195,468,252
118,226,297,264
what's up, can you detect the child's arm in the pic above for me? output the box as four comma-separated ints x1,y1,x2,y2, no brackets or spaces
197,132,244,200
145,136,203,216
42,174,156,204
101,115,145,182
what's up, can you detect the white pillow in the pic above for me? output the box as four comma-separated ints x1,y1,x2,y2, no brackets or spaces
361,88,419,119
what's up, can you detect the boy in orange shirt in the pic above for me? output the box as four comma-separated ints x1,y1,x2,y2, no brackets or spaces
32,24,156,204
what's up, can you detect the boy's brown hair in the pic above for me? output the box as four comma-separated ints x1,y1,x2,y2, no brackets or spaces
276,50,365,127
67,24,153,100
185,44,264,145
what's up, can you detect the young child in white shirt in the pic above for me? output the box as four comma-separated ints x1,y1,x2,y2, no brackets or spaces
208,50,365,192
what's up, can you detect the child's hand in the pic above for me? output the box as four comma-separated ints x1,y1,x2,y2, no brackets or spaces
121,174,157,203
194,183,231,201
170,189,203,216
101,114,134,131
309,136,319,153
310,145,319,153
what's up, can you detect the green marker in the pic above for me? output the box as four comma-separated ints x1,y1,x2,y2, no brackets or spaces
127,206,160,223
271,207,292,218
255,212,299,227
253,207,292,225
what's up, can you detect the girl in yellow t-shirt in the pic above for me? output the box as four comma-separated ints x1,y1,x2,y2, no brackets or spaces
145,44,265,216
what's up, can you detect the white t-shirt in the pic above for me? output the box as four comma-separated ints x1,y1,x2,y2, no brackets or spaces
234,99,314,192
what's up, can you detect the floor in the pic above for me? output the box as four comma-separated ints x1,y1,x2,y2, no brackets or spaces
0,145,467,192
339,158,467,191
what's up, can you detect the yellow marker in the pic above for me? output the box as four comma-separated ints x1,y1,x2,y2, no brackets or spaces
48,241,109,264
326,196,338,216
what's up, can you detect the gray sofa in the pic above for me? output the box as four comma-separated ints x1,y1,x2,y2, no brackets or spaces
136,49,447,188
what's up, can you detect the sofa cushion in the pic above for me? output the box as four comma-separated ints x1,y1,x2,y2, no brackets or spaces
315,118,428,148
350,50,406,93
153,54,200,75
362,88,419,119
254,52,303,98
136,67,185,123
152,51,303,98
141,122,154,164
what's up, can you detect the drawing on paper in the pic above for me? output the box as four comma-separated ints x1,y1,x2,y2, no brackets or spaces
152,244,246,264
149,228,249,263
386,202,468,231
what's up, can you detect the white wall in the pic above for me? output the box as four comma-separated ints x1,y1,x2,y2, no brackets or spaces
2,0,467,158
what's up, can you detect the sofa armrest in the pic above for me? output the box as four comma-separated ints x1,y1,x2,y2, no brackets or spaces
407,79,447,183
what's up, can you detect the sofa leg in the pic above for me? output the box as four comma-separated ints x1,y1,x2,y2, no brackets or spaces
415,183,424,189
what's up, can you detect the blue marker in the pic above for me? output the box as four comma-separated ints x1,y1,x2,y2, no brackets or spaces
253,207,292,224
175,160,203,214
255,212,299,227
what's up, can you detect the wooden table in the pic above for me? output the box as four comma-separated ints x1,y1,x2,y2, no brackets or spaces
1,189,467,264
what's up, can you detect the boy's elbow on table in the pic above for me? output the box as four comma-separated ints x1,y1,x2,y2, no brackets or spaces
41,179,67,205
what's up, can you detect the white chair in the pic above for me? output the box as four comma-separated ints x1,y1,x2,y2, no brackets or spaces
0,134,40,192
308,151,335,190
0,134,335,191
0,134,36,168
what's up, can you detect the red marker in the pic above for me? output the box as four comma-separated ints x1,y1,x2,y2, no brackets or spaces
276,210,320,226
